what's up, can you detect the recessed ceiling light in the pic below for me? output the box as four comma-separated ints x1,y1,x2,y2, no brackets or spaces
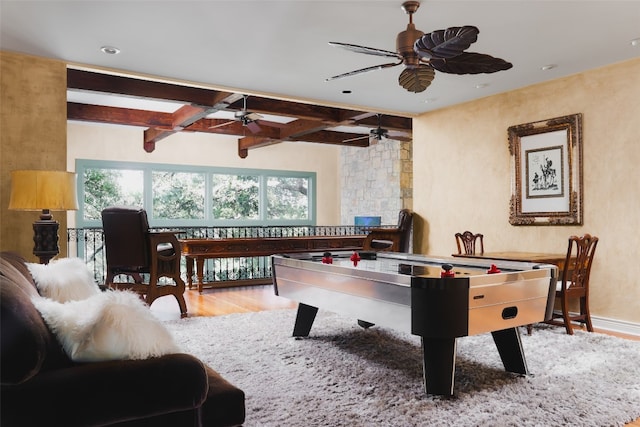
475,83,489,89
100,46,121,55
631,38,640,47
541,64,557,71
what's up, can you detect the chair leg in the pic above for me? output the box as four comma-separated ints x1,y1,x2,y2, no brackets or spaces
142,269,187,317
171,273,187,318
560,296,573,335
581,297,594,332
174,293,188,318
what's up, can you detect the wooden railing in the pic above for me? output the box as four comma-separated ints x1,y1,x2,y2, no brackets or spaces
67,225,383,287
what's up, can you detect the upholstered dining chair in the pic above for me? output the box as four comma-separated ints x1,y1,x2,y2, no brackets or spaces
362,209,414,253
546,234,599,335
101,206,187,317
455,231,484,255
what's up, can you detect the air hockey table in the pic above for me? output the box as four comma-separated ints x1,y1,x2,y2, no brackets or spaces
271,250,558,396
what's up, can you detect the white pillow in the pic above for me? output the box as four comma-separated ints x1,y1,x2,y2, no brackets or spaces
32,290,180,362
27,257,100,302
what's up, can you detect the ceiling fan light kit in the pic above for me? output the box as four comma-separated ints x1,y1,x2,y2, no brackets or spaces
327,1,512,94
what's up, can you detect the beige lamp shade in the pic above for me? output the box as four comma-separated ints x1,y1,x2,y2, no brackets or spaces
9,170,79,211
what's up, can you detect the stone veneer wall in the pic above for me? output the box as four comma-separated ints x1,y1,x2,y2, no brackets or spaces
340,138,413,226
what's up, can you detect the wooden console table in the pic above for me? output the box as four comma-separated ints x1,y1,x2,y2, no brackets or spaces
180,235,366,292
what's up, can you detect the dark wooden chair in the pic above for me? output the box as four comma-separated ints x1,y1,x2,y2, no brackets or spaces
546,234,599,335
455,231,484,255
362,209,413,253
101,206,187,317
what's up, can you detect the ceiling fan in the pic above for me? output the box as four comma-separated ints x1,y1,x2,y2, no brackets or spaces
209,95,283,133
326,1,512,93
343,114,412,144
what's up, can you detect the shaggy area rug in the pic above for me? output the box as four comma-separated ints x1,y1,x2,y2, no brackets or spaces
164,309,640,427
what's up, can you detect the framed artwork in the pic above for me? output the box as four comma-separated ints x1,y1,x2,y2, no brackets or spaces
508,114,583,225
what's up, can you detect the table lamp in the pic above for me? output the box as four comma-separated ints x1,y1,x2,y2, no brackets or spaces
9,170,79,264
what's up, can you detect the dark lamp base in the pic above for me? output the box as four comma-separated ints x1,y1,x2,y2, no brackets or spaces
33,209,59,264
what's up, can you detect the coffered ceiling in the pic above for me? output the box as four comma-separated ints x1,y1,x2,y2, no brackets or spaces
1,1,639,157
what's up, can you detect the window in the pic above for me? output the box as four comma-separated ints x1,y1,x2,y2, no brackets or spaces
211,174,259,220
153,171,205,220
267,176,309,220
75,160,316,227
83,167,143,221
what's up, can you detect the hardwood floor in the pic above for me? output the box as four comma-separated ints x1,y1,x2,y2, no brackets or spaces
151,285,640,427
150,284,297,320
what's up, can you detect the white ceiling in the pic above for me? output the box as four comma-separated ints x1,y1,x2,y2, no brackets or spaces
1,0,639,116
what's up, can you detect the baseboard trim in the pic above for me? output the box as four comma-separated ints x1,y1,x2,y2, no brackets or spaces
592,315,640,337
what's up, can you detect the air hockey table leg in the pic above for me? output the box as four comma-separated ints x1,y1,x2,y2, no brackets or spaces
491,327,529,375
292,303,318,337
421,337,457,396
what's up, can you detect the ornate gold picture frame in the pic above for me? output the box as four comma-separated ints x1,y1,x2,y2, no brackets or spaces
508,114,583,225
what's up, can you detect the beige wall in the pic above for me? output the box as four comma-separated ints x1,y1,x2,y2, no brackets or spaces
3,50,638,327
413,58,640,324
0,51,68,260
67,123,342,225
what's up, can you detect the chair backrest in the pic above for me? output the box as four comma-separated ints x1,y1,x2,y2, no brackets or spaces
561,234,598,291
396,209,414,253
361,209,414,253
455,231,484,255
101,207,151,269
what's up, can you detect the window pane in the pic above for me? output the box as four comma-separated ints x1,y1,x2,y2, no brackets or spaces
211,174,259,220
83,168,143,221
152,171,205,219
267,176,309,220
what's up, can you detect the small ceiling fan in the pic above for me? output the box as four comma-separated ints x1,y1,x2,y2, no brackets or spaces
209,95,282,133
326,1,512,93
343,114,412,144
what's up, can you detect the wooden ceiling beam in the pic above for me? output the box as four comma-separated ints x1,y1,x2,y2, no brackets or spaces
231,96,349,123
239,128,369,154
68,69,238,107
277,119,336,139
147,93,246,149
143,128,168,152
143,104,210,152
171,105,207,130
67,102,174,128
237,136,282,159
289,130,369,146
67,70,413,155
355,115,413,132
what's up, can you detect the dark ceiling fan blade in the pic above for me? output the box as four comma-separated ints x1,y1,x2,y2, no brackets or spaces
386,132,413,142
398,64,435,93
328,42,402,59
429,52,513,74
245,121,262,133
342,134,371,143
326,60,403,81
243,112,261,121
414,26,479,59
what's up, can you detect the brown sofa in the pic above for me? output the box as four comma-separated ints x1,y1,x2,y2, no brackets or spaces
0,252,245,427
